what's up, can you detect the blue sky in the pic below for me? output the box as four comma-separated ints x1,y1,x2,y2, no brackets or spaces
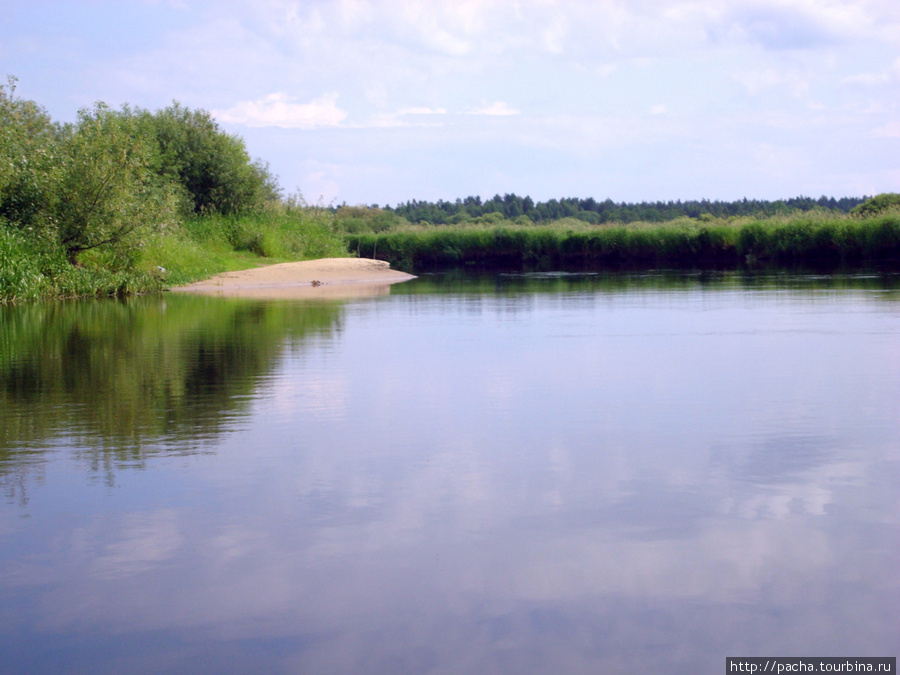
2,0,898,205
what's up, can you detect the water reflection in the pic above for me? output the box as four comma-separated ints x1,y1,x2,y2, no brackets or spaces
1,273,899,674
0,295,343,499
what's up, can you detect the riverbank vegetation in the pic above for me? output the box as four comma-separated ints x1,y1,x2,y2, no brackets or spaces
3,75,900,301
0,77,345,302
342,203,900,272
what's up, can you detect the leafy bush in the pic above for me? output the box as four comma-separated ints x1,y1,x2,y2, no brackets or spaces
334,205,402,233
0,76,61,232
1,78,314,301
52,103,180,264
852,193,900,217
138,102,280,215
2,81,182,268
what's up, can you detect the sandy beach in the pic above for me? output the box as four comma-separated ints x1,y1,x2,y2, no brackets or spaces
169,257,416,300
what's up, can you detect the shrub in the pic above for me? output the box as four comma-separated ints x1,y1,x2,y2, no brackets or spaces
851,193,900,217
0,76,61,232
138,102,280,215
51,103,180,264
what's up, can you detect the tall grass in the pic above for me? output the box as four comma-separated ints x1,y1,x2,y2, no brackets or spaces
127,205,348,289
0,226,48,302
1,205,348,302
346,212,900,272
194,206,347,262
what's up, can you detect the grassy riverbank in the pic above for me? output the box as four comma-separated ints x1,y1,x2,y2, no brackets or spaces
0,78,346,303
0,205,346,302
345,210,900,272
6,206,900,303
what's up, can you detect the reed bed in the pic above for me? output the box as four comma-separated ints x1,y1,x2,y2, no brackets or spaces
345,213,900,272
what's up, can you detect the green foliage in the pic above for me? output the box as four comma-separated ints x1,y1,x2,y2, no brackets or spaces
389,193,865,225
346,212,900,272
1,198,349,303
1,81,181,287
52,103,180,264
131,202,346,289
0,224,165,302
0,78,334,302
0,225,47,301
334,205,403,233
0,76,61,232
851,193,900,217
138,102,280,215
192,208,344,261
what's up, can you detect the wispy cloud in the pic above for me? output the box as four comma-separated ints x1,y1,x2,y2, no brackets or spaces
734,68,810,97
699,0,883,50
398,106,447,116
214,92,347,129
872,121,900,138
842,57,900,87
364,108,447,128
542,14,568,54
467,101,520,116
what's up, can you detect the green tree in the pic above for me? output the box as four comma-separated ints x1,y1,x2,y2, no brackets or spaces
852,193,900,217
140,103,280,215
0,76,61,233
52,103,177,264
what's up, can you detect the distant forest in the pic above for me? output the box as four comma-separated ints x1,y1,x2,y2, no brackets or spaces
381,194,867,225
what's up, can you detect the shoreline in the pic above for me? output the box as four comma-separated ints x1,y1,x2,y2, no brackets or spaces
168,257,416,300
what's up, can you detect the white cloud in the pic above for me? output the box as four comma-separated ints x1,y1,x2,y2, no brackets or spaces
394,2,477,55
683,0,893,50
214,92,347,129
336,0,376,30
595,64,618,78
542,14,568,54
468,101,520,116
842,57,900,87
841,72,891,87
872,121,900,139
734,68,810,97
362,106,448,129
398,107,447,116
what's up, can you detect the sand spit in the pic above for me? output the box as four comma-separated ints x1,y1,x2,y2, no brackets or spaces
169,257,416,300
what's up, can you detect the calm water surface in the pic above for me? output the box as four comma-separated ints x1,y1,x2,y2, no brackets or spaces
1,272,899,674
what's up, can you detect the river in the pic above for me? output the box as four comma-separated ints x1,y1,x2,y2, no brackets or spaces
1,271,898,674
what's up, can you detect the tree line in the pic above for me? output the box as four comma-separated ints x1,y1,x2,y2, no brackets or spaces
384,193,867,226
